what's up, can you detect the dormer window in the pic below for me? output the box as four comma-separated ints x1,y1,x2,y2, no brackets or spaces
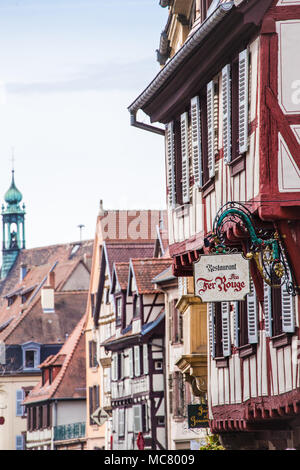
7,296,16,307
22,342,41,371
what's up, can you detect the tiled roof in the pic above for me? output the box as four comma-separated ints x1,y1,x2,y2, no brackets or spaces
130,258,172,294
105,242,155,279
114,262,130,290
0,240,93,344
23,313,87,404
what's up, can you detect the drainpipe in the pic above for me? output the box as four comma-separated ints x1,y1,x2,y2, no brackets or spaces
130,112,165,136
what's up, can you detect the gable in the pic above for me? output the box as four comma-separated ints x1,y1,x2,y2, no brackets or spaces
61,262,90,291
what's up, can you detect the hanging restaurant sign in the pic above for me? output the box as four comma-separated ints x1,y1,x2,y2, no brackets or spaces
194,252,250,302
187,403,209,429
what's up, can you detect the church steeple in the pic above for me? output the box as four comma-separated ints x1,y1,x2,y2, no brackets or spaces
1,169,26,279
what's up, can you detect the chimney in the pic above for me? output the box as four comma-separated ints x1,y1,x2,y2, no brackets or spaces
41,271,55,313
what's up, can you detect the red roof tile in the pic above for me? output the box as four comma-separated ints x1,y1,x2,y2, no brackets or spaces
130,258,172,294
23,313,87,404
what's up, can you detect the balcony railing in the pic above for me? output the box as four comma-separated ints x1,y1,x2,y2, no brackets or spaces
53,422,85,441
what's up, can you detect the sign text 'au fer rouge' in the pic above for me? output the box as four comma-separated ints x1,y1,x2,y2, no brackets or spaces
194,253,250,302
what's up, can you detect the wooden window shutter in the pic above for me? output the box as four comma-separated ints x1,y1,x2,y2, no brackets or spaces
238,49,249,154
118,408,125,437
221,302,231,357
166,122,176,208
208,303,215,358
247,280,258,344
232,301,239,348
222,64,232,164
143,344,148,375
129,348,134,378
191,96,203,188
281,278,295,333
264,281,273,337
15,435,24,450
134,345,140,377
16,389,24,417
133,405,142,433
180,112,190,204
207,81,215,178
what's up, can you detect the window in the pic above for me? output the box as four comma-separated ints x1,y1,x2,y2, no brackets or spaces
134,346,140,377
89,341,97,368
89,385,99,425
133,404,148,434
264,274,295,339
172,371,185,418
15,434,25,450
22,342,40,370
16,389,25,417
154,361,163,370
133,295,141,318
171,300,183,344
116,297,122,325
118,408,125,438
208,302,231,359
143,344,148,375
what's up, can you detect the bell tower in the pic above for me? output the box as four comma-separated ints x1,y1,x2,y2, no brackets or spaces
1,169,26,279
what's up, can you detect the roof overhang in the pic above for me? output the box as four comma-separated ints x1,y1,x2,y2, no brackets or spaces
128,0,273,124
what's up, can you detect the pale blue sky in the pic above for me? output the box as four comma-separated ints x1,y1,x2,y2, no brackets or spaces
0,0,167,248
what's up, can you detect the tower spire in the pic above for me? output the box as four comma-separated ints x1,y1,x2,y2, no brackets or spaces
1,165,26,279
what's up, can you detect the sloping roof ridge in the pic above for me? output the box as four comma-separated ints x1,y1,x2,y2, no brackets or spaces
56,258,84,292
22,239,93,252
48,313,87,399
25,313,87,403
1,261,58,342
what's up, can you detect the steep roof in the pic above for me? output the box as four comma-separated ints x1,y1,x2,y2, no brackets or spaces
23,313,87,404
0,240,93,344
129,258,172,294
113,262,130,291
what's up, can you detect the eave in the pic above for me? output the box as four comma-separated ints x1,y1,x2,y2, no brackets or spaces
128,0,274,124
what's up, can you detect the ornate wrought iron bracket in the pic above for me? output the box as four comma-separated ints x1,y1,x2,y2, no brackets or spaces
208,201,297,295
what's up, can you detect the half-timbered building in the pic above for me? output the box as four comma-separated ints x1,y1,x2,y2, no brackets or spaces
104,257,171,450
84,204,165,449
129,0,300,450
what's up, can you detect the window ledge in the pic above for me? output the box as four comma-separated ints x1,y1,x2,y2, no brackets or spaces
228,153,246,176
200,177,215,198
215,357,229,368
238,343,256,359
271,333,292,349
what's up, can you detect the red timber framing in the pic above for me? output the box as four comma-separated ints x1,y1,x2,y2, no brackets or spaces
165,0,300,285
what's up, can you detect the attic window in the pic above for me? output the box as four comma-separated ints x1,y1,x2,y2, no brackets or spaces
7,296,16,307
70,244,80,258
